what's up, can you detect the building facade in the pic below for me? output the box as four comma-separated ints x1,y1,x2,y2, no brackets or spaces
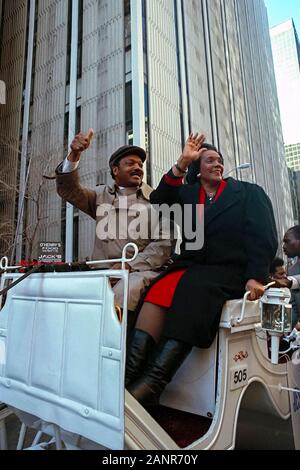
0,0,294,262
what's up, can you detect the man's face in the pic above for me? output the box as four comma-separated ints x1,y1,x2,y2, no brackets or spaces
112,155,144,187
283,230,300,258
272,265,287,280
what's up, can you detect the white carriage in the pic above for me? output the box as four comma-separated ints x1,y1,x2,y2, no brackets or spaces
0,246,299,450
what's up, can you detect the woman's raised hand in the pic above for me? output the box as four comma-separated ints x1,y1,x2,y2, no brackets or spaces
181,133,206,164
172,133,206,177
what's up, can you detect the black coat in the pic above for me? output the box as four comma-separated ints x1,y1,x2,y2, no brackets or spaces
144,176,278,348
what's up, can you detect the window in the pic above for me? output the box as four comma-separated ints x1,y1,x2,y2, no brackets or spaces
73,212,79,261
66,0,72,84
77,0,83,79
124,0,131,48
125,81,132,126
125,49,132,82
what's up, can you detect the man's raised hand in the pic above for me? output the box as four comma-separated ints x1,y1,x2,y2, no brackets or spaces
68,128,94,162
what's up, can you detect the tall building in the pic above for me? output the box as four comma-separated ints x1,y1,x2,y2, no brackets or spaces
0,0,294,262
270,19,300,171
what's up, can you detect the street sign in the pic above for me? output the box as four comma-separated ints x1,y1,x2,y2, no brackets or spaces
38,242,63,263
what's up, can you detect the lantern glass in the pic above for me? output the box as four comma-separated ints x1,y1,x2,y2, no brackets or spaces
261,303,292,333
283,305,292,332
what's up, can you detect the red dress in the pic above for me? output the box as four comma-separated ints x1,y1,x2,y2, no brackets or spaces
144,180,227,308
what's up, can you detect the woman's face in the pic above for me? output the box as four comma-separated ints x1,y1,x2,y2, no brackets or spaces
200,149,224,184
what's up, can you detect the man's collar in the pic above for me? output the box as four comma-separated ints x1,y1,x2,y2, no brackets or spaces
107,182,153,200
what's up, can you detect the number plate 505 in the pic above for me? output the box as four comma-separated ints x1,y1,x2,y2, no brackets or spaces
230,366,248,391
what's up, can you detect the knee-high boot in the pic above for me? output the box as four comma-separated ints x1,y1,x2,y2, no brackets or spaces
127,337,192,406
125,329,155,387
126,310,138,349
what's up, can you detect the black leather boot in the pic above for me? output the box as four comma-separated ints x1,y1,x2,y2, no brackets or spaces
126,310,138,349
125,329,155,387
127,337,192,406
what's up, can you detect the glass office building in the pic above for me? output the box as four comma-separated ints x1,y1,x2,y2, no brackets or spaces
0,0,293,261
270,19,300,171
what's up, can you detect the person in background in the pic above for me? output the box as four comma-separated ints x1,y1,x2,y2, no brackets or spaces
273,226,300,329
269,257,287,280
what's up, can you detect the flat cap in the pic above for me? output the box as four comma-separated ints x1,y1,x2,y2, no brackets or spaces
109,145,146,169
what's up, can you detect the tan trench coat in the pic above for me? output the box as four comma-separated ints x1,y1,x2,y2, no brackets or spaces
56,163,175,310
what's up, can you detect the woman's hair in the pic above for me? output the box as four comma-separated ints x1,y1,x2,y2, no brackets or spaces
186,143,224,184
